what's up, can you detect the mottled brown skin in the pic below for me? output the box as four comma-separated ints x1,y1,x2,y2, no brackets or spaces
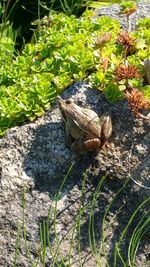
58,96,112,153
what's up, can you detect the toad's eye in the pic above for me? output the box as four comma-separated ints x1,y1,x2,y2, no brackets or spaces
66,99,73,104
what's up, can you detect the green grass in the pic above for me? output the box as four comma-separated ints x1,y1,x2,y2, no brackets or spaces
114,196,150,267
128,211,150,267
13,166,150,267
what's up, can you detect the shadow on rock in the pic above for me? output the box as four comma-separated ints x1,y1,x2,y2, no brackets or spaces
21,82,150,266
22,119,103,197
74,178,150,266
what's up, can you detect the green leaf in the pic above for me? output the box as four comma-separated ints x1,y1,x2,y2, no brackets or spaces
24,111,36,121
86,1,111,8
73,70,87,80
43,58,54,71
54,74,73,92
32,105,45,116
137,18,150,30
104,83,124,102
89,70,105,88
120,1,137,9
142,85,150,99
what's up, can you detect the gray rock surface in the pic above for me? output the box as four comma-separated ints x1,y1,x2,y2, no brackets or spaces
0,1,150,266
1,82,150,266
98,0,150,30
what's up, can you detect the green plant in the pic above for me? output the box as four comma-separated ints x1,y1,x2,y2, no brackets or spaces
14,168,150,267
89,18,150,114
0,11,120,135
0,12,150,136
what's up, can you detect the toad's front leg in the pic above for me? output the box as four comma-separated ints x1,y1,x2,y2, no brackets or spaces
65,123,74,147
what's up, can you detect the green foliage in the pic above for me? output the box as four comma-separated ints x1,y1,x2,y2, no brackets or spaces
0,22,16,59
0,11,150,136
0,2,4,17
120,1,137,10
142,85,150,99
0,11,120,135
104,83,124,103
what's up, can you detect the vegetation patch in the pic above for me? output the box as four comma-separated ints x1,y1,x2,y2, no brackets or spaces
0,9,150,136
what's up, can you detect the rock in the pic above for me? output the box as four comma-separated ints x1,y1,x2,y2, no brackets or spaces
1,81,150,266
1,1,150,265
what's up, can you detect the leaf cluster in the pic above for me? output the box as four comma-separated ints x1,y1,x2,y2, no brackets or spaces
0,10,150,135
0,11,120,135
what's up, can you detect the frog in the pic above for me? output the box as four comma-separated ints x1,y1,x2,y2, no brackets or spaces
58,96,112,153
